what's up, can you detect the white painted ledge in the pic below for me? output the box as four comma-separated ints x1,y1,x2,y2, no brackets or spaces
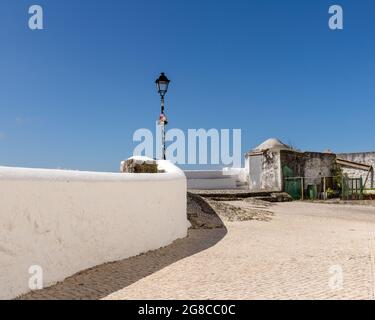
0,160,185,182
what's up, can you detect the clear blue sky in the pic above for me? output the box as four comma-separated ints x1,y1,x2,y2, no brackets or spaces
1,0,374,171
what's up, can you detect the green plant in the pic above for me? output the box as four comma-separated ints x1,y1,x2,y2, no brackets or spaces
326,188,335,198
332,164,344,190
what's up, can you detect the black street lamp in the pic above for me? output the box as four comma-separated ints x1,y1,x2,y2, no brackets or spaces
155,72,170,160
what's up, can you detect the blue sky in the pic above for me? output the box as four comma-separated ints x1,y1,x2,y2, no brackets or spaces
1,0,374,171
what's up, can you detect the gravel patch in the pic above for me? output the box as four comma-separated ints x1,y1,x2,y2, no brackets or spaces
207,200,274,222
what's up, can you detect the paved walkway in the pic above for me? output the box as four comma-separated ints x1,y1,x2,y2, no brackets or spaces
21,202,375,300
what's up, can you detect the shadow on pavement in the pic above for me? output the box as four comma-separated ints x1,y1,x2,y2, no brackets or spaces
18,207,227,300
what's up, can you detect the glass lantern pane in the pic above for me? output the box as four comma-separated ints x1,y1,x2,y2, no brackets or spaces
159,81,169,93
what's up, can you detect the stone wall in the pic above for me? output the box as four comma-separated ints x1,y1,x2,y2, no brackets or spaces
303,152,337,186
280,150,337,191
247,150,336,193
246,151,282,192
260,151,282,191
279,150,305,178
337,152,375,189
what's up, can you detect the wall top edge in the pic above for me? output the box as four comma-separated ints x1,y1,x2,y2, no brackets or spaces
0,161,186,182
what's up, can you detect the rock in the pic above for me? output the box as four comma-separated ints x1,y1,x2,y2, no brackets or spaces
187,192,225,229
120,157,158,173
271,192,293,202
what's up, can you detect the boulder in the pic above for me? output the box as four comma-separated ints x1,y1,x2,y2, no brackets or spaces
120,157,158,173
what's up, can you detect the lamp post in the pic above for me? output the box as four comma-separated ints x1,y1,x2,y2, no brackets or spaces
155,72,170,160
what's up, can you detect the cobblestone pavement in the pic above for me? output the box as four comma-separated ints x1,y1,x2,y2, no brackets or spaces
21,202,375,300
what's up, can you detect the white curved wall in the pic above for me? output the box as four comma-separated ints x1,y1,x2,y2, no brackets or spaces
0,161,188,299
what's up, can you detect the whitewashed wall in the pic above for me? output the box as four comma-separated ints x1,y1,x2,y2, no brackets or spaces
0,161,188,299
338,152,375,189
185,169,248,190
